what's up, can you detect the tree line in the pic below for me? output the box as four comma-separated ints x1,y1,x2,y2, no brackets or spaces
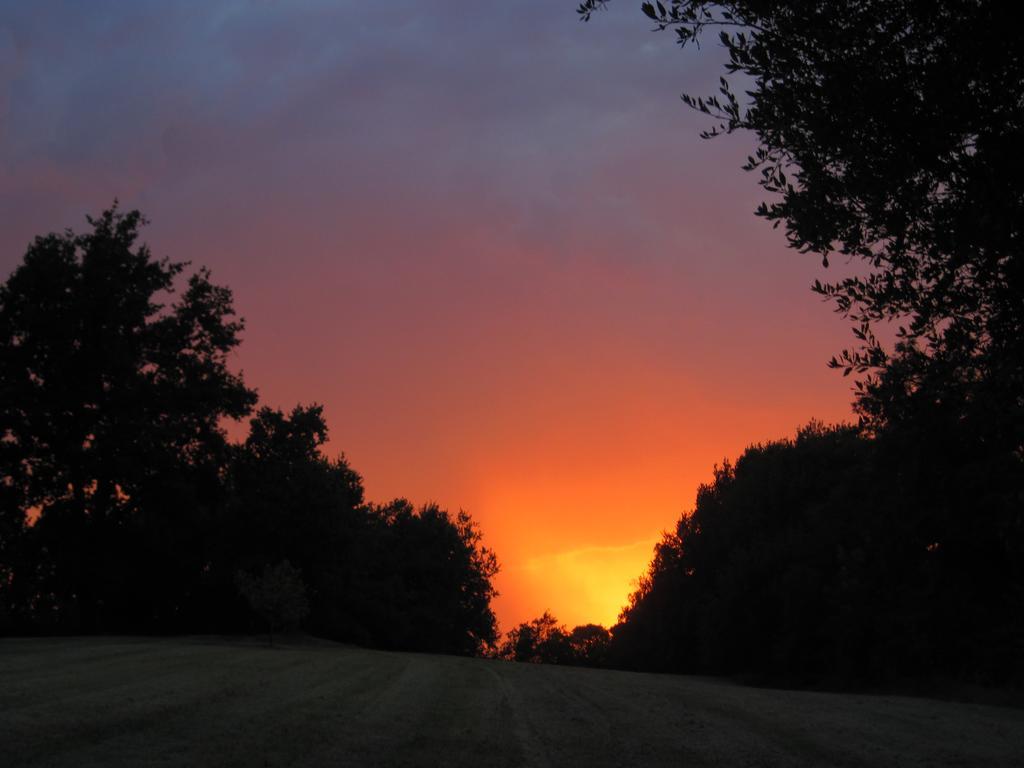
609,420,1023,685
3,0,1021,690
498,612,611,667
0,208,498,655
501,417,1023,685
502,0,1024,686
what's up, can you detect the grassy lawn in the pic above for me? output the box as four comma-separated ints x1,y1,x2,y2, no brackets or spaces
2,636,1021,767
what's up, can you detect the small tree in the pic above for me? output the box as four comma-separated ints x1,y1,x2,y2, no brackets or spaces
235,560,310,645
568,623,612,666
499,612,575,664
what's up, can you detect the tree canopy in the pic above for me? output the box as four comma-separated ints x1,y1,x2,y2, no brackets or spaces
607,422,1024,685
1,207,500,656
579,1,1024,448
499,612,611,666
0,205,256,630
568,4,1024,685
354,500,500,655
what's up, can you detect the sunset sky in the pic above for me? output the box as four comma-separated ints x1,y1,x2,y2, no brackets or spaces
0,1,854,630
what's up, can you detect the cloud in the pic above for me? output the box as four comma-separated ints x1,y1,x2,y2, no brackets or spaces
500,536,661,629
0,2,855,632
1,1,725,269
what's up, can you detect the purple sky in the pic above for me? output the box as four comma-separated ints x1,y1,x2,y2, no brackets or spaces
0,1,855,629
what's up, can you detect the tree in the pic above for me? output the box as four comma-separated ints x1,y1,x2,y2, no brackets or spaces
353,500,500,656
1,208,506,653
579,1,1024,448
500,612,573,664
568,623,612,666
0,205,257,631
235,560,310,645
497,612,612,665
219,407,500,655
218,404,366,639
607,422,1024,684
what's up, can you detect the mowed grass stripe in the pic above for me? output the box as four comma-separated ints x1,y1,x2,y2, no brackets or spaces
2,637,1022,767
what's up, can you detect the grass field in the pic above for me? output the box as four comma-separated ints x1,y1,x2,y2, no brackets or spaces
2,637,1022,767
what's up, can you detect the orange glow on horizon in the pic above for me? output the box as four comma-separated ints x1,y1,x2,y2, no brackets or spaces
213,232,858,634
496,537,660,629
0,4,858,635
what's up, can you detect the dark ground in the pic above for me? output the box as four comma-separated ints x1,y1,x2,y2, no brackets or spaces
2,637,1022,767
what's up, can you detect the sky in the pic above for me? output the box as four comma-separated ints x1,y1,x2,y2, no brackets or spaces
0,1,854,630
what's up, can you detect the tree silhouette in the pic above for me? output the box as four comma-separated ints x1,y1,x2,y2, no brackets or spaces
500,612,572,663
0,205,256,631
218,409,501,653
579,1,1024,448
573,0,1024,688
218,404,365,639
607,422,1024,685
1,208,503,656
499,613,611,666
352,500,500,655
568,623,612,666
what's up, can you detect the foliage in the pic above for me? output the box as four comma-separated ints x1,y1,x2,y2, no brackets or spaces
216,404,365,638
574,0,1024,688
567,623,612,666
579,1,1024,450
499,612,611,666
0,204,256,631
0,206,502,656
350,500,500,655
500,612,571,664
235,560,310,644
608,422,1024,685
213,406,501,654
